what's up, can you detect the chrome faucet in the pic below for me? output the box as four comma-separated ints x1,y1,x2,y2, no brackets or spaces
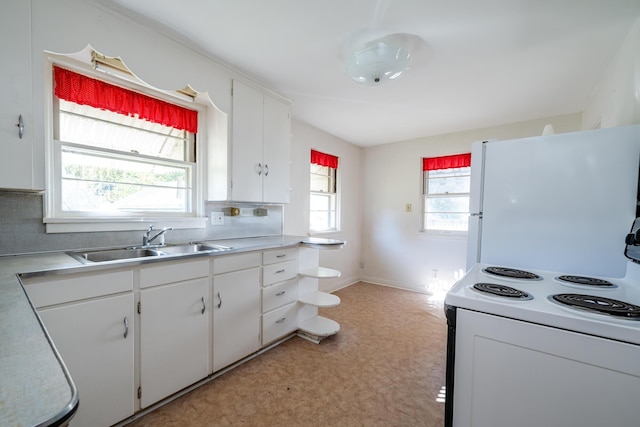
143,225,173,246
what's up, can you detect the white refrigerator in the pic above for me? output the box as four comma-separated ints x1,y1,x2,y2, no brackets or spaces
465,125,640,278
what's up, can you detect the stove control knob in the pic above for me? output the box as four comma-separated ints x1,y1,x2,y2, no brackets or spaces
626,230,640,245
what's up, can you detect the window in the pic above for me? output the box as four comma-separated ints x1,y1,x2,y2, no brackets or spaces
310,149,338,232
47,60,204,230
422,153,471,232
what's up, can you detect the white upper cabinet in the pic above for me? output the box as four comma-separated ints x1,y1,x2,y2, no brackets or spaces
209,80,291,203
262,94,292,203
0,1,37,191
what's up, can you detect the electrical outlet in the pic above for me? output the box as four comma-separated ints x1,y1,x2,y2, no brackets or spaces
210,211,224,225
405,203,412,213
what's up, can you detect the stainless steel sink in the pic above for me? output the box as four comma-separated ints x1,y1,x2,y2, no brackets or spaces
159,243,232,254
68,248,165,263
67,243,232,264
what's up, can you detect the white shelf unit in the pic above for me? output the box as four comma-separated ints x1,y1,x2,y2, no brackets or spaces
297,244,343,344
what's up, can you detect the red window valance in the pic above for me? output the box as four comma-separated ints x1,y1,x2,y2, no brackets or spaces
423,153,471,171
311,149,339,169
54,66,198,133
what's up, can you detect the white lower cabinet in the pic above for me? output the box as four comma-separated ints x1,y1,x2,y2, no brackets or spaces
23,270,135,427
139,260,210,408
22,246,309,425
213,253,262,372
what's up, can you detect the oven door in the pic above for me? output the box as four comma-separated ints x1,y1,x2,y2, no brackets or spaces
452,309,640,427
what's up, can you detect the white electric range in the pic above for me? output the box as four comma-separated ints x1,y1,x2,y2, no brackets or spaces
444,258,640,426
446,261,640,345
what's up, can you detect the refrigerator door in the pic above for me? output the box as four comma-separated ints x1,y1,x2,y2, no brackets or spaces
466,140,486,270
479,125,640,277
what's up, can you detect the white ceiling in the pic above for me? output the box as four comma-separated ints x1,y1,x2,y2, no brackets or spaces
103,0,640,147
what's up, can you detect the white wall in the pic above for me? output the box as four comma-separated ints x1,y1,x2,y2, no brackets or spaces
583,17,640,129
284,120,362,292
360,113,582,293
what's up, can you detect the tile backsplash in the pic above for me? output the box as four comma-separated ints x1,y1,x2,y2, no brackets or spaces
0,191,283,256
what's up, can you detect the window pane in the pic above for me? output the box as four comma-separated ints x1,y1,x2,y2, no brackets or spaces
310,193,335,210
428,175,470,195
425,196,470,213
61,149,190,212
59,100,189,161
427,167,470,195
310,174,332,193
310,164,329,175
424,213,469,231
310,211,336,231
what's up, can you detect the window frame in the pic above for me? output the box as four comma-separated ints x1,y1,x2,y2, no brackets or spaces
43,52,208,233
421,155,471,235
309,151,339,234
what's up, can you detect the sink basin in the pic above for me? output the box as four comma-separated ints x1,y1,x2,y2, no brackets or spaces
68,248,164,263
159,243,232,254
67,243,232,264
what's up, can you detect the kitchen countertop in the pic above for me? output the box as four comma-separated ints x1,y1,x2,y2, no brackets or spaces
0,235,313,426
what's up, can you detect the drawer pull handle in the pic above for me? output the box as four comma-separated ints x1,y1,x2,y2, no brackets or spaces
276,254,286,258
201,297,206,314
276,317,286,324
275,269,285,274
15,114,24,139
123,316,129,339
217,291,222,309
276,291,286,296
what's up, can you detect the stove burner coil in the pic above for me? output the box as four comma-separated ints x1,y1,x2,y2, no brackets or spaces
552,294,640,318
556,275,615,287
483,266,541,280
473,283,532,299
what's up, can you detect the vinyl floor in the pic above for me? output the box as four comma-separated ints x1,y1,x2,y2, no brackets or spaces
127,282,447,426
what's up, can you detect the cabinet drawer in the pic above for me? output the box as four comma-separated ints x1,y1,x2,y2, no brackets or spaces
262,279,297,312
263,260,297,286
213,252,261,275
262,302,298,345
140,259,209,289
23,269,133,308
263,248,297,265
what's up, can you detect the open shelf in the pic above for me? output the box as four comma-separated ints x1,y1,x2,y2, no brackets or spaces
298,266,341,279
298,291,340,308
298,315,340,337
301,238,345,250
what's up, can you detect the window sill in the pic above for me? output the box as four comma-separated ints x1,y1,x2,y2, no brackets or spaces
43,216,207,234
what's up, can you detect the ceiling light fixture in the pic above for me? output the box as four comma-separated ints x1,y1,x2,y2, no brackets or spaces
345,37,412,86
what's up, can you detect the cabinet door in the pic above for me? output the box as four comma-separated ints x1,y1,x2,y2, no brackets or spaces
263,94,291,203
231,80,264,202
213,267,261,371
39,294,135,427
140,277,210,408
0,0,35,190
